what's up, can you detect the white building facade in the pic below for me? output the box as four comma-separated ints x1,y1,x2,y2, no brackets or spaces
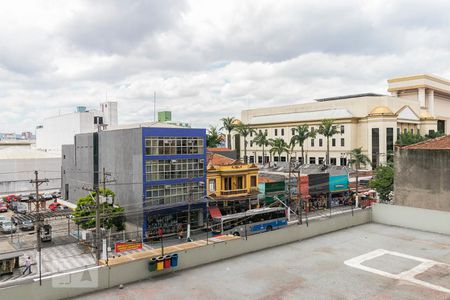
238,74,450,168
36,101,118,153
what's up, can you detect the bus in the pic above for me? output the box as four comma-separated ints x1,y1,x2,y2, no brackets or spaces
211,207,288,237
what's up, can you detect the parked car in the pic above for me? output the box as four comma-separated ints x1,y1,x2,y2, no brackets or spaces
0,215,8,225
10,202,27,214
0,202,8,212
43,193,53,200
1,221,16,233
49,202,68,211
19,219,34,231
20,193,31,202
4,195,17,203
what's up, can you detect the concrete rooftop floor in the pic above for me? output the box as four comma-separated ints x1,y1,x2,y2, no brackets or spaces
77,223,450,300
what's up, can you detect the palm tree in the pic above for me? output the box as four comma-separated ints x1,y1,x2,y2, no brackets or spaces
290,124,316,165
269,138,290,164
235,123,256,163
206,126,223,148
220,117,236,149
349,147,371,205
253,131,270,165
318,119,340,165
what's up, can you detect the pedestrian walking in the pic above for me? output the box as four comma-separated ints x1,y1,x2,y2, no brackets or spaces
177,226,183,240
23,256,32,275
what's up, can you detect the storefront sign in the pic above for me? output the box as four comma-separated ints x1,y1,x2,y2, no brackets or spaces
114,242,143,253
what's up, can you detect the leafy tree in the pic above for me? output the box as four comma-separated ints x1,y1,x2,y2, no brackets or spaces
318,119,340,165
73,189,125,231
269,138,290,164
235,123,256,163
425,130,445,139
220,117,236,149
253,131,270,165
396,132,425,146
206,125,223,148
290,124,316,165
349,147,371,200
369,164,394,201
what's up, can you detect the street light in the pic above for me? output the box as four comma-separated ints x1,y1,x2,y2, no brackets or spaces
203,195,215,245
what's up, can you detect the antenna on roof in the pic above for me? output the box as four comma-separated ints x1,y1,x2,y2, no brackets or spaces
154,91,156,122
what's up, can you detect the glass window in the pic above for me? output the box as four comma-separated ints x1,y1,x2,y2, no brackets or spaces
341,138,345,147
330,158,337,165
332,138,336,147
281,129,284,136
145,137,204,156
145,158,205,181
209,179,216,192
274,129,278,136
309,157,316,164
311,139,315,147
340,125,344,134
319,139,323,147
318,157,324,164
250,176,257,187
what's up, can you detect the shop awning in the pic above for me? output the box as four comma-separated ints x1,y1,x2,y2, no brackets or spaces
209,206,222,219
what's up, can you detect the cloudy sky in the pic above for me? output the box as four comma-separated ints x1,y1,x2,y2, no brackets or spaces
1,0,450,133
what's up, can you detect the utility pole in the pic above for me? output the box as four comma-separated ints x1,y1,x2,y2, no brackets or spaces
30,170,48,286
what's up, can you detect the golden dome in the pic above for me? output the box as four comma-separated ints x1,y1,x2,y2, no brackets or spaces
232,119,242,125
419,109,434,120
369,106,394,116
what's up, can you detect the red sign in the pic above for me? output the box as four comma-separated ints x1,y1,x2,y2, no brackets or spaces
114,242,143,253
157,228,163,237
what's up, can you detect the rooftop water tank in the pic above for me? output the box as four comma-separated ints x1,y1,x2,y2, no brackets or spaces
76,106,87,113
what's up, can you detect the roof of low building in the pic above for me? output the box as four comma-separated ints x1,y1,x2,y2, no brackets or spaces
315,93,384,102
401,135,450,150
0,147,61,160
207,152,240,166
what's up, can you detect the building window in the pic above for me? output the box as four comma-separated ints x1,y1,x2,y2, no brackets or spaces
274,156,279,162
281,128,284,136
340,157,347,166
437,120,446,133
372,128,380,168
404,128,407,134
397,128,400,139
319,139,323,147
250,141,253,147
236,176,245,189
258,156,262,163
274,129,278,136
209,179,216,192
259,129,262,134
145,182,205,206
145,137,204,156
341,138,345,147
280,156,286,162
332,138,336,147
340,125,344,134
311,139,315,147
318,157,324,164
145,158,204,181
309,157,316,164
386,128,393,161
249,156,254,163
410,128,413,134
265,129,268,135
250,176,257,187
417,129,420,135
429,129,435,135
250,130,253,137
63,155,66,159
330,158,337,165
291,128,295,135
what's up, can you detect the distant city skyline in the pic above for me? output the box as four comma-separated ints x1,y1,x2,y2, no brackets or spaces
1,0,450,132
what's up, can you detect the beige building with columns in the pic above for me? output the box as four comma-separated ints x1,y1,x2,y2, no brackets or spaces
236,74,450,168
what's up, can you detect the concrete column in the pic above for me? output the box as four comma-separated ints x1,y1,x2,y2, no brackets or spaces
427,89,435,116
418,88,426,108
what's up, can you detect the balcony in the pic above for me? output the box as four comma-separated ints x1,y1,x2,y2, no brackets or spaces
220,189,248,196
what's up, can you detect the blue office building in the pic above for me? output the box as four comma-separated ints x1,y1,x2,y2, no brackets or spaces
62,123,207,238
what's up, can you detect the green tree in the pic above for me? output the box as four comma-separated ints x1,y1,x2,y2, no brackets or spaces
235,123,256,163
220,117,236,149
290,124,316,165
369,164,394,201
269,138,290,164
318,119,340,165
396,132,425,146
349,147,371,200
206,125,223,148
425,130,445,139
73,189,125,231
253,131,270,165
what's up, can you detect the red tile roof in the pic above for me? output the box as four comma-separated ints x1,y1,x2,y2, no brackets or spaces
207,147,234,152
258,176,275,183
402,135,450,150
207,152,240,166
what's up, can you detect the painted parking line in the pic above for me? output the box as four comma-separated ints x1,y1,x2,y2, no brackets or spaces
344,249,450,294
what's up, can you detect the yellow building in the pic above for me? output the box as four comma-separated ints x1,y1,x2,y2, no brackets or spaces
206,152,259,213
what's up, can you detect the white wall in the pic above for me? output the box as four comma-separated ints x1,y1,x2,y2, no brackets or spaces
372,204,450,235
